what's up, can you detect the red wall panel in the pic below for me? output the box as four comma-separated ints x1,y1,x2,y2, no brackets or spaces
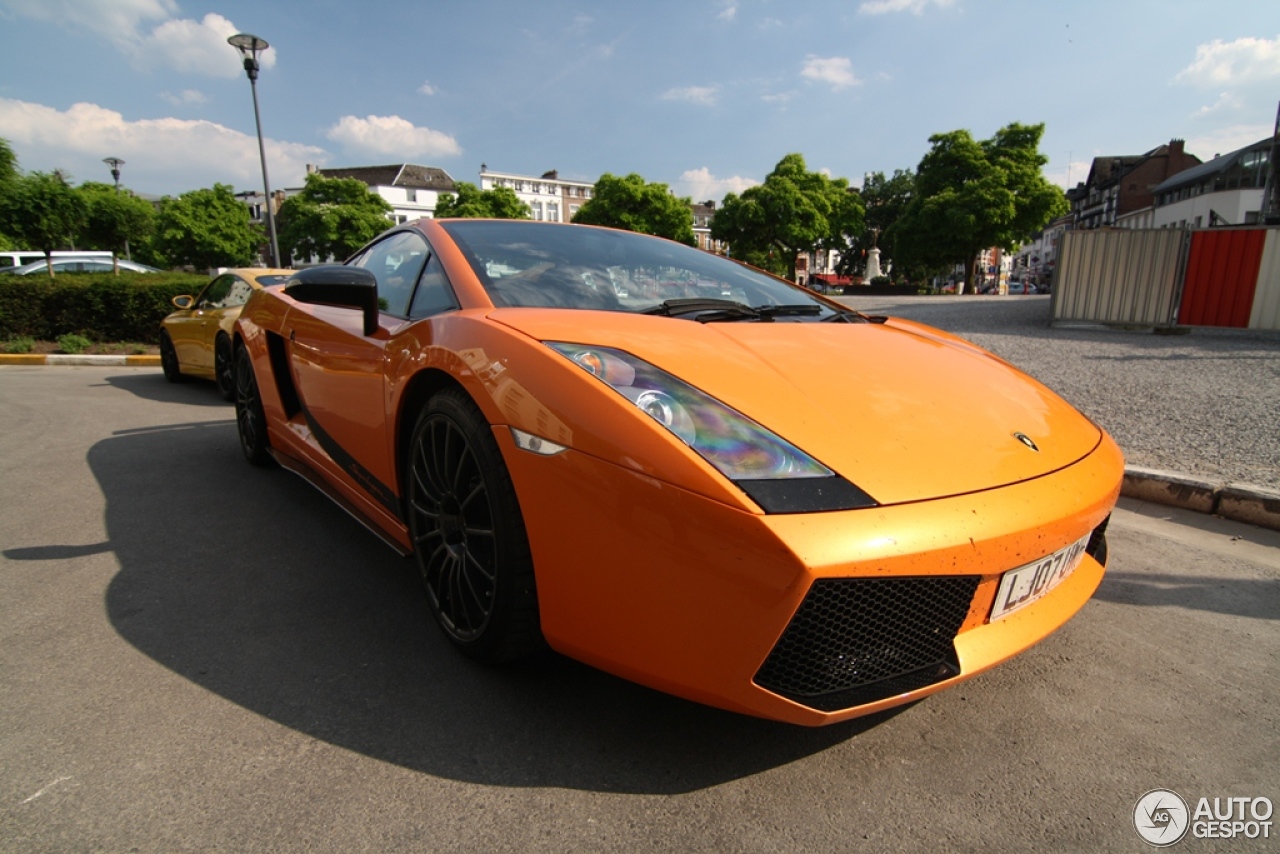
1178,229,1266,327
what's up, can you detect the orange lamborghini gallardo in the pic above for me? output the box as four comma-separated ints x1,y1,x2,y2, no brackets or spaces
233,219,1122,726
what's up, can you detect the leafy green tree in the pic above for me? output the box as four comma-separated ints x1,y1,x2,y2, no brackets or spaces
0,138,20,250
153,183,262,271
572,173,695,245
434,182,531,219
78,182,156,268
711,154,864,280
276,172,394,264
836,169,915,278
0,171,88,277
893,122,1067,293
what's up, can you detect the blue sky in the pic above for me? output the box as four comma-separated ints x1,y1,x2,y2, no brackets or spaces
1,0,1278,202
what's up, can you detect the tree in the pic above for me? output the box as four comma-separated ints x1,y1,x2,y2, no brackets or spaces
434,182,530,219
78,181,156,269
0,171,88,277
276,172,394,264
153,183,262,271
711,154,864,280
838,169,915,278
893,122,1067,293
0,138,19,251
572,173,695,245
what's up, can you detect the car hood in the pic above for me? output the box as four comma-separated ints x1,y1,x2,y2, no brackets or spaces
490,309,1102,506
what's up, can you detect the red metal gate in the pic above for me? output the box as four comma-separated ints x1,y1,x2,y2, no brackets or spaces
1178,229,1266,327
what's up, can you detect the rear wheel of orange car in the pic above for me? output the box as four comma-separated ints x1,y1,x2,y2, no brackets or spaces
234,341,274,467
406,388,542,663
215,335,235,401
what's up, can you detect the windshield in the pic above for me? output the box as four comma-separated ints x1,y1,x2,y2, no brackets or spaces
440,220,849,322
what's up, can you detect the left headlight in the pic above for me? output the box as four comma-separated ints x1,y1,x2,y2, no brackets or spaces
547,342,877,513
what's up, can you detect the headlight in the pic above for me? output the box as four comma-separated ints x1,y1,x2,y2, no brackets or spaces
547,342,876,512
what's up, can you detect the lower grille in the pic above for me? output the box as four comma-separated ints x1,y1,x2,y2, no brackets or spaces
754,575,980,712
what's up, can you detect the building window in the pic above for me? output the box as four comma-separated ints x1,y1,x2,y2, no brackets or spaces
547,202,560,222
406,189,418,203
570,204,580,218
530,201,543,220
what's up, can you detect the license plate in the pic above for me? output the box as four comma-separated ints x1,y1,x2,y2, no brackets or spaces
990,535,1091,621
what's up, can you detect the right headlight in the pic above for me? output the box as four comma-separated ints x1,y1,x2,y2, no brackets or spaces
546,342,877,513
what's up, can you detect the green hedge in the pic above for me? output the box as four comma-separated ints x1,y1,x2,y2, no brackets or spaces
0,272,209,342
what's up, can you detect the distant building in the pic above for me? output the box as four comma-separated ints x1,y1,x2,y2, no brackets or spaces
1146,137,1273,229
478,166,594,222
691,200,724,254
311,163,457,224
1069,140,1201,230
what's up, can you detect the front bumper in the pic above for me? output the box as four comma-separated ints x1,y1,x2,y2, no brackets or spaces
502,430,1123,726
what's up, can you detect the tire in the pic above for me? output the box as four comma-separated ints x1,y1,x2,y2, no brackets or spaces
215,334,235,401
405,388,542,662
234,341,274,467
159,330,185,383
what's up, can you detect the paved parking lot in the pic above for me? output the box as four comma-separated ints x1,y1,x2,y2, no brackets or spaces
2,326,1277,851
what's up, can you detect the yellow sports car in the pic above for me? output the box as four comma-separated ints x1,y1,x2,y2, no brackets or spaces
160,268,292,399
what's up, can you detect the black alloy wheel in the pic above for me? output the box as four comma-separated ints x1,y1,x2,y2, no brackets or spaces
159,330,184,383
215,335,235,401
406,388,542,662
234,342,273,467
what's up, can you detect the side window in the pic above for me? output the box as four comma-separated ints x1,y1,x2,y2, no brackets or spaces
196,275,234,309
352,231,428,316
225,277,254,308
409,253,459,319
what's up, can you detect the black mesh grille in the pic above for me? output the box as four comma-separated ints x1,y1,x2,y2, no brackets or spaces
754,575,980,712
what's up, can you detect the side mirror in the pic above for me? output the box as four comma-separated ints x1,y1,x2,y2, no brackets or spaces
284,266,380,336
172,295,194,310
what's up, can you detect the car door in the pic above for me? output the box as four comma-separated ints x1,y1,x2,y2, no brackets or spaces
286,230,430,511
168,275,234,370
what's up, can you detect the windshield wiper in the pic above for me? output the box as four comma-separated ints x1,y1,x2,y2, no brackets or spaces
820,308,882,323
642,298,824,323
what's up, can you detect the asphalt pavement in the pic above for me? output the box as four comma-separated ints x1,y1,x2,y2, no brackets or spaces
0,365,1277,852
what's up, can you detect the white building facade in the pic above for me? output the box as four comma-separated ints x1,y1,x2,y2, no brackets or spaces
478,167,594,222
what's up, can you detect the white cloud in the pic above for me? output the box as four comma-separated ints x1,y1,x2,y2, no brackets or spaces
674,167,758,203
0,1,272,77
138,13,273,78
325,115,462,159
1192,91,1244,118
717,1,738,22
801,56,860,90
0,97,325,194
858,0,955,14
661,85,719,106
418,81,438,96
1185,124,1274,160
762,91,796,104
0,0,177,45
1175,35,1280,86
159,89,209,107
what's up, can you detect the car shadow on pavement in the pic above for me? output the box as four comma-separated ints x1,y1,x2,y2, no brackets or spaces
103,371,230,407
82,418,900,794
1094,572,1279,621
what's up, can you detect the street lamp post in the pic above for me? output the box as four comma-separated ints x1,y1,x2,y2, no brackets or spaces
102,156,131,263
228,32,283,268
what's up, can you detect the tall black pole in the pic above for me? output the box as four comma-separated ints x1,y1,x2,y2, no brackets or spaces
242,56,282,268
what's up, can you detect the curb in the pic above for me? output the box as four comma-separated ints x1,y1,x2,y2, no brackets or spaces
0,354,160,366
3,353,1277,531
1122,466,1280,532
